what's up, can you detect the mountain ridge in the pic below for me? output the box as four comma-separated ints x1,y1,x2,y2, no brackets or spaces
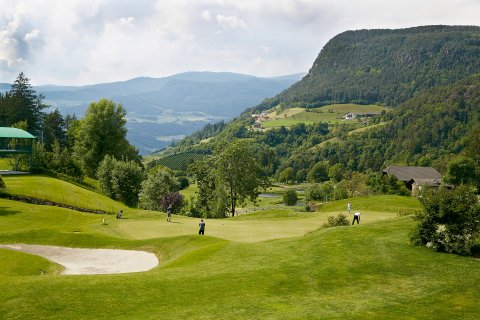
4,71,303,154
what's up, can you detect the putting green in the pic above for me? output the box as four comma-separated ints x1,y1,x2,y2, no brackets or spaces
117,209,399,242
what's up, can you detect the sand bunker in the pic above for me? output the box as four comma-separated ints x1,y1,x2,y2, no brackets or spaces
0,244,158,275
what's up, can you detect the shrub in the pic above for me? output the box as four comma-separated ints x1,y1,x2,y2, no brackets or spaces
160,192,185,214
410,185,480,255
323,213,350,227
283,189,298,206
304,202,317,212
0,175,5,189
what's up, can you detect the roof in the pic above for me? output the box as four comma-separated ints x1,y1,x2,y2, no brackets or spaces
0,127,36,139
382,166,442,181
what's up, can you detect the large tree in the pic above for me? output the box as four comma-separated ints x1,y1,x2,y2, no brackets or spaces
215,141,269,217
43,109,67,151
0,72,47,133
73,99,139,176
138,167,180,211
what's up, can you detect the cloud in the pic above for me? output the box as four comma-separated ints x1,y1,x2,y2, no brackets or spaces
1,0,480,85
216,14,247,29
201,10,212,21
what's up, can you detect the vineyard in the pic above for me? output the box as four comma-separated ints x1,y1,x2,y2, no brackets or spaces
149,152,207,171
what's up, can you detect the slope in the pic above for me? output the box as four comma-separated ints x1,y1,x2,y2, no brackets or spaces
256,25,480,111
0,197,479,319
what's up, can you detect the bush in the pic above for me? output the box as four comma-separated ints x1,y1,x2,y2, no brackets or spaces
323,213,350,227
304,202,317,212
410,185,480,255
283,189,298,206
0,175,5,189
160,192,185,214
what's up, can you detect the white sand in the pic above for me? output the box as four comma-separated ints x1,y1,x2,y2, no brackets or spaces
0,244,158,275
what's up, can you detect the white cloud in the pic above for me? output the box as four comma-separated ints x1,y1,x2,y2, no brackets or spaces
216,14,247,29
1,0,480,85
201,10,212,21
119,17,135,28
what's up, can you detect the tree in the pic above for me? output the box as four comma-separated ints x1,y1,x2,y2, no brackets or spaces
0,175,6,190
0,72,47,133
110,160,144,207
283,189,298,206
215,141,269,217
96,155,116,197
160,192,185,214
307,162,329,183
97,156,144,206
411,185,480,255
43,109,66,151
366,172,410,196
464,124,480,165
277,167,295,184
138,167,180,211
328,163,345,182
188,156,219,217
73,99,140,176
343,172,368,197
444,156,479,186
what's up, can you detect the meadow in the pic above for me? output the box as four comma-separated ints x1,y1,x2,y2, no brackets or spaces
0,175,479,319
262,104,390,128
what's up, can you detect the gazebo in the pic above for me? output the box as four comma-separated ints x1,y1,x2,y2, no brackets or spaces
0,127,36,173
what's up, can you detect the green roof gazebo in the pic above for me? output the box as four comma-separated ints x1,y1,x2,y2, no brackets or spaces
0,127,36,173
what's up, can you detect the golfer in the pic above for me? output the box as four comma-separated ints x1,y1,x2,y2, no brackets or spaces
352,212,361,225
347,201,351,214
199,219,205,235
167,205,172,222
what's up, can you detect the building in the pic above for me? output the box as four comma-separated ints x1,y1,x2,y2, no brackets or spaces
0,127,36,173
382,165,443,195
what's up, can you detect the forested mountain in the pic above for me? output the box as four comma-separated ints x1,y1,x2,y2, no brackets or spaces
255,25,480,111
163,26,480,179
168,72,480,180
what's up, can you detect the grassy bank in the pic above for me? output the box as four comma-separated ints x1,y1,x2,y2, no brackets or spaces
0,176,478,319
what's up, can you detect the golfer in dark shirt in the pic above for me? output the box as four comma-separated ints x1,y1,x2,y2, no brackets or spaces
199,219,205,235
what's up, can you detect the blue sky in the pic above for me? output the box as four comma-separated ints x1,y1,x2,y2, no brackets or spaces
1,0,479,85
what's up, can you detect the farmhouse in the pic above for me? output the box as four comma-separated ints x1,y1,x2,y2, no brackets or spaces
382,165,443,195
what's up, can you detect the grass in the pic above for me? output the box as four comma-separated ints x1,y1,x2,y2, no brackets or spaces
2,175,125,213
0,158,12,170
262,104,390,128
0,176,479,319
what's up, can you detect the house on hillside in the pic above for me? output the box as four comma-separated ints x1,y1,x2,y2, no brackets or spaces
382,165,443,195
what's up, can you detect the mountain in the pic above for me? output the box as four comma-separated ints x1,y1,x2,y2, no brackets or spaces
163,26,480,178
255,25,480,111
32,72,304,154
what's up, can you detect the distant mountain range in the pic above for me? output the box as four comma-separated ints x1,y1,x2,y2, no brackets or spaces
1,72,304,154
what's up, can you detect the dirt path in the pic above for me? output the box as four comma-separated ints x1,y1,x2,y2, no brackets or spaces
0,244,158,275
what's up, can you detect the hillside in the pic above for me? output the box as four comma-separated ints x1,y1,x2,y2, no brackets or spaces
255,25,480,111
32,72,303,154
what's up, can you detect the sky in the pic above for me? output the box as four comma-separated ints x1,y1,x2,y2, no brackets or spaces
1,0,480,86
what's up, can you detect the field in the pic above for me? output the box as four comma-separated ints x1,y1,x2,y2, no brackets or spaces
262,104,390,128
1,176,479,319
150,152,206,171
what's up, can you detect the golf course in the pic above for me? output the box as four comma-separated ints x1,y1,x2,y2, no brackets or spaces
1,175,479,319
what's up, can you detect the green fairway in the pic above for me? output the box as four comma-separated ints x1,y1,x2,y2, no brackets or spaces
0,177,479,319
